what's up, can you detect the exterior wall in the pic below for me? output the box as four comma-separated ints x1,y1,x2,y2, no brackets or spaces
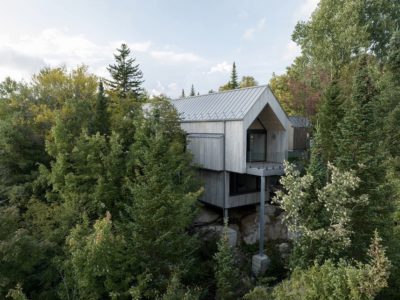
225,120,246,173
293,128,308,150
187,134,224,170
198,169,225,208
181,121,224,134
288,125,294,151
229,192,260,208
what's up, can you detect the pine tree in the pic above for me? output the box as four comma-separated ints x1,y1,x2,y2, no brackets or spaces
190,84,195,96
230,62,239,89
91,81,110,136
213,220,238,300
107,43,144,99
181,89,185,98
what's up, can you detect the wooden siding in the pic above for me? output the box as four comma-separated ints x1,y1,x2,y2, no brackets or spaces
229,192,260,208
293,128,308,150
198,169,225,208
181,121,224,134
187,134,224,171
225,121,246,173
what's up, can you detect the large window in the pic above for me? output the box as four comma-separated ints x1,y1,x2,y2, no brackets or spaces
247,129,267,162
229,173,260,195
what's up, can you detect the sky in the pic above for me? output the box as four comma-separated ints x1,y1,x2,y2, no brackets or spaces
0,0,318,98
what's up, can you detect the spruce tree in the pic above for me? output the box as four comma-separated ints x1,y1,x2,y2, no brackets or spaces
107,43,144,99
316,80,343,164
230,62,239,89
336,56,391,258
122,97,201,297
181,89,185,98
190,84,195,96
91,81,110,136
213,221,238,300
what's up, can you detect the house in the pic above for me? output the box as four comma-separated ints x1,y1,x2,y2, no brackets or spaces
172,85,294,273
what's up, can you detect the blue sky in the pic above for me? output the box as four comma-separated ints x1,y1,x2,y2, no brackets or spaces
0,0,318,97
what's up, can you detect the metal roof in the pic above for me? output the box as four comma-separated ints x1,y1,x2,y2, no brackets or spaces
171,85,268,122
289,116,310,128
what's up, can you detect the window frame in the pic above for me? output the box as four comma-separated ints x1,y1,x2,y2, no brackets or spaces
246,128,267,162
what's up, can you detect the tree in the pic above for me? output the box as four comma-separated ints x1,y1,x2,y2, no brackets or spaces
65,212,128,299
271,231,390,300
213,221,238,300
190,84,195,96
219,62,240,91
274,162,368,267
121,97,201,297
107,43,144,98
181,89,185,98
90,81,110,136
239,76,257,88
230,62,239,89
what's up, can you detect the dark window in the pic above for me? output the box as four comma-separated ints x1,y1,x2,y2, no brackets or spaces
247,129,267,162
229,173,260,195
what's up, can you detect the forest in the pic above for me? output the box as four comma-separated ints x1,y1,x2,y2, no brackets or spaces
1,0,400,299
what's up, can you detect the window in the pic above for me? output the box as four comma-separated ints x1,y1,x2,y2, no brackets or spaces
229,173,260,195
247,129,267,162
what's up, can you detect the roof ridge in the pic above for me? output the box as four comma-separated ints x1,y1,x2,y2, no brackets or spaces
172,84,267,101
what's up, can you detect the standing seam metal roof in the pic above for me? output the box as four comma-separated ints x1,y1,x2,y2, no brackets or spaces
171,85,268,122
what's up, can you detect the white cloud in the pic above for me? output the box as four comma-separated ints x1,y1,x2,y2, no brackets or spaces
150,50,203,63
283,40,301,61
150,81,179,97
243,28,256,40
242,17,267,40
207,61,231,74
296,0,319,21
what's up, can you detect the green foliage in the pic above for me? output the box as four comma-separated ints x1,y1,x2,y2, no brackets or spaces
7,284,28,300
213,220,238,300
65,212,128,299
272,232,390,300
121,97,201,297
274,162,368,267
243,286,270,300
219,62,240,91
106,43,144,98
160,272,200,300
90,81,110,136
240,76,257,88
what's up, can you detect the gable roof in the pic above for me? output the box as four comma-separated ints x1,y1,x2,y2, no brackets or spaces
171,85,268,122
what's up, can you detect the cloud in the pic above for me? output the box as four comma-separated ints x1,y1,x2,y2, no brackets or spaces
283,40,301,61
150,50,203,63
296,0,319,21
207,61,231,74
149,81,179,97
242,17,267,40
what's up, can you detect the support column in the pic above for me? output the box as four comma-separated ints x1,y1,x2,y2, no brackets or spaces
223,171,229,220
252,175,270,276
259,176,265,255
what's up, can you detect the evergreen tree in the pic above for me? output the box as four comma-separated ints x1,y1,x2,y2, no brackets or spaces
122,97,201,297
91,81,110,136
315,80,343,164
190,84,195,96
336,56,392,259
107,43,144,99
213,221,238,300
230,62,239,89
181,89,185,98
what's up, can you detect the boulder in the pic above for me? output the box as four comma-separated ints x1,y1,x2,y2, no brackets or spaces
199,225,237,247
194,207,220,225
265,219,288,241
241,212,262,245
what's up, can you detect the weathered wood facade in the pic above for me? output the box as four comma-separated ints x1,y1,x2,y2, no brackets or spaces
172,85,290,210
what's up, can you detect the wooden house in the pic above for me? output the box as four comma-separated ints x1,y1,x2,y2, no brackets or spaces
172,85,290,216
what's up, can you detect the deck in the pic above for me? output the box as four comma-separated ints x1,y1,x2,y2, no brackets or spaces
246,161,284,176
